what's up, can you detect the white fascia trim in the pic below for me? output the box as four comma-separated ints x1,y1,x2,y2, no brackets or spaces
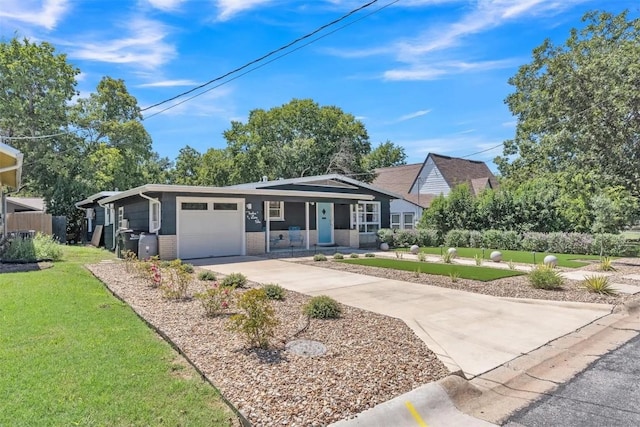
98,184,375,205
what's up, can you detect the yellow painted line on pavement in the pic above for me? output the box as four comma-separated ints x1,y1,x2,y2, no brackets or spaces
405,401,429,427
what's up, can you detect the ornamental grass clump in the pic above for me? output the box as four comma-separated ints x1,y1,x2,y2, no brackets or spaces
303,295,341,319
228,289,279,349
442,251,454,264
198,270,217,281
349,253,360,259
220,272,247,288
582,275,617,295
599,257,616,272
527,264,564,290
333,253,344,260
262,283,286,300
364,253,375,258
313,253,327,262
194,282,235,316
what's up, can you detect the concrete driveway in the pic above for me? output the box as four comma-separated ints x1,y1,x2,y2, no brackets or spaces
193,256,612,378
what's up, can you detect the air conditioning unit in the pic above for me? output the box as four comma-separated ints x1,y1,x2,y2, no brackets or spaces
119,219,129,229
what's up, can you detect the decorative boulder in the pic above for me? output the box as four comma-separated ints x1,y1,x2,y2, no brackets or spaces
379,242,390,251
447,247,457,258
410,245,420,254
543,255,558,267
490,251,502,262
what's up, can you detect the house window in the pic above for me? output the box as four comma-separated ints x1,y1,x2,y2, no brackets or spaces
181,202,208,210
391,213,401,230
403,212,415,229
117,206,125,229
213,202,238,211
104,204,114,226
268,201,284,220
149,200,161,232
351,202,380,233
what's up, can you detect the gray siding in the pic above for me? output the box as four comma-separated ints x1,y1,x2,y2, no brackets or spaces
116,197,149,232
413,157,450,196
245,197,264,232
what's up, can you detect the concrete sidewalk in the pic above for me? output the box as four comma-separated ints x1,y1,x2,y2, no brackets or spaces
194,256,612,378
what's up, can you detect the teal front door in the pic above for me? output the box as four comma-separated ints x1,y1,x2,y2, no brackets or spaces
317,202,333,245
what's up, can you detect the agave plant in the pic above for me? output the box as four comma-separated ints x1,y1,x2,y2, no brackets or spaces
582,275,617,295
599,257,616,272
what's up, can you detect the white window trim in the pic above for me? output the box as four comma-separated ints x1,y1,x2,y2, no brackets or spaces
268,201,285,221
351,201,381,234
149,200,161,233
390,213,401,229
104,204,114,226
117,206,126,229
403,212,415,229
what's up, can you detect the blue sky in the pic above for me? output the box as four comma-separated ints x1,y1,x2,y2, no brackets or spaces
1,0,637,170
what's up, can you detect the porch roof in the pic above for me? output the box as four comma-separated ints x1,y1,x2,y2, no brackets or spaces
0,143,23,189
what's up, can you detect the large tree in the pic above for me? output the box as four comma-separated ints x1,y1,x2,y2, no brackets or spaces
220,99,372,184
364,140,407,170
496,11,640,197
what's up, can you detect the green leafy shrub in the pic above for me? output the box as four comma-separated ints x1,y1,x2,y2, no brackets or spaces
349,253,360,259
198,270,217,281
582,275,617,295
313,253,327,262
364,253,375,258
262,283,286,300
445,229,470,248
227,289,279,348
482,229,504,249
194,283,235,316
527,264,564,290
3,233,63,262
181,263,195,273
417,228,441,247
303,295,341,319
591,234,626,256
468,230,483,248
376,229,395,246
161,259,193,299
220,272,247,288
393,229,420,247
333,252,344,260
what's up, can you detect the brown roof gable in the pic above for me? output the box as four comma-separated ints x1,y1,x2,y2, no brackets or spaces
424,153,499,194
373,153,498,208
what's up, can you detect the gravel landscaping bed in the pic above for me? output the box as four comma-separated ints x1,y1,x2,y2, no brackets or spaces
87,261,449,427
295,257,640,305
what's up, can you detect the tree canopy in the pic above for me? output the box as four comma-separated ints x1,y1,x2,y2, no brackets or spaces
364,140,407,170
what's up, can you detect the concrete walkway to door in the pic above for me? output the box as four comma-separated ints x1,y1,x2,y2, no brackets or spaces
193,256,612,378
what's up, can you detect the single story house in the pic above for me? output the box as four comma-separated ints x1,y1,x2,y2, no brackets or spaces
94,174,399,260
373,153,498,229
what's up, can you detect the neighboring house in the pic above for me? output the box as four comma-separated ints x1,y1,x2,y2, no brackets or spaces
373,153,498,229
93,174,398,260
6,197,45,213
75,191,121,248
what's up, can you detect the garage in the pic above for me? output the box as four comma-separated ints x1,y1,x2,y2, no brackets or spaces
177,197,245,259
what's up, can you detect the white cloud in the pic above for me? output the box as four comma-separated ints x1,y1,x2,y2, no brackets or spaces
142,86,235,118
146,0,185,11
399,135,503,162
137,79,199,88
396,109,432,122
66,18,175,69
0,0,70,30
216,0,275,21
384,58,516,81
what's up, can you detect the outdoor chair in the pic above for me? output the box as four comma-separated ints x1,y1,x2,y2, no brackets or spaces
288,226,304,246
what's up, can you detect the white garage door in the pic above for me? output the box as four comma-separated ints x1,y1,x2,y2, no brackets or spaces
177,197,245,259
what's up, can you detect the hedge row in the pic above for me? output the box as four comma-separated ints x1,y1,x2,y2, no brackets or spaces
377,228,631,256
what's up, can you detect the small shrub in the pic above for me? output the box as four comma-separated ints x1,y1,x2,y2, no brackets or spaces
3,233,63,262
442,251,454,264
220,272,247,288
445,229,470,248
349,253,359,259
303,295,341,319
468,230,483,248
395,251,404,259
333,252,344,260
599,257,616,272
161,259,193,299
194,282,235,316
582,275,617,295
527,264,564,290
507,259,516,270
449,271,460,283
228,289,279,348
181,263,195,274
377,228,395,246
263,283,286,300
198,270,217,281
123,250,137,273
313,253,327,262
417,252,427,262
364,253,375,258
393,229,420,247
416,228,441,247
474,254,482,266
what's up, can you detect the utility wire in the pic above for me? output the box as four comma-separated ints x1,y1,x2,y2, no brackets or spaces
143,0,401,120
141,0,381,113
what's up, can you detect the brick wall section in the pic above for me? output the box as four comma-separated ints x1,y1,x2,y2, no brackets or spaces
158,235,177,260
333,229,360,248
246,232,266,255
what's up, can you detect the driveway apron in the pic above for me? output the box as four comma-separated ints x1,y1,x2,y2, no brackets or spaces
194,257,612,378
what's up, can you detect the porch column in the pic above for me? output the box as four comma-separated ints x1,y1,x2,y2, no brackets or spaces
265,201,270,253
305,202,310,250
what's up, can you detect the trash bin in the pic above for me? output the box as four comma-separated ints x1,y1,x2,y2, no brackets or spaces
116,230,141,258
138,233,158,260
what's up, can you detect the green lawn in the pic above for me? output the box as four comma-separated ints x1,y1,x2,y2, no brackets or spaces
400,247,606,268
339,258,524,281
0,245,237,426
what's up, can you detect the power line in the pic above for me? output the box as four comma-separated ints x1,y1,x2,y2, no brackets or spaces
141,0,382,113
143,0,401,120
1,131,69,140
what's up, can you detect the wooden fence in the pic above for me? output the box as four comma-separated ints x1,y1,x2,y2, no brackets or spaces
6,212,52,235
